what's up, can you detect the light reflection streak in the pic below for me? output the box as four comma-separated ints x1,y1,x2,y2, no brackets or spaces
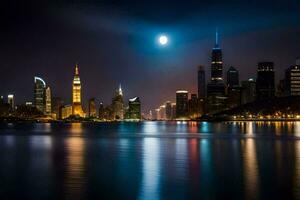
294,141,300,197
138,138,161,200
243,138,259,199
65,123,86,199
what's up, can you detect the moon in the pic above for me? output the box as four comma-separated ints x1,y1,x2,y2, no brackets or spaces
159,35,168,45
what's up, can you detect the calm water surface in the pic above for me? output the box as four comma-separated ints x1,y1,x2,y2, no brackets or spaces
0,121,300,199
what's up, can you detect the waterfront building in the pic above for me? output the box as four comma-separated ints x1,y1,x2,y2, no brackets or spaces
285,62,300,96
165,101,172,120
111,84,124,120
171,103,176,119
88,98,97,117
34,76,46,113
7,94,14,111
52,97,64,120
241,79,256,104
206,30,226,114
98,102,105,120
45,86,51,115
176,90,189,119
188,94,202,119
198,66,206,98
72,64,85,117
126,97,141,120
60,105,72,119
227,66,239,87
256,62,275,99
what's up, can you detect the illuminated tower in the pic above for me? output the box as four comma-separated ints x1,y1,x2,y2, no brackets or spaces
111,84,124,120
211,30,223,81
206,30,226,114
34,76,46,113
45,86,52,114
72,64,84,117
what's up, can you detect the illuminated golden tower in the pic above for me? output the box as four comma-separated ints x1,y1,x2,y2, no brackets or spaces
72,64,84,117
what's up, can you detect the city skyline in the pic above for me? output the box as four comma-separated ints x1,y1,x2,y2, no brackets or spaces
1,1,300,113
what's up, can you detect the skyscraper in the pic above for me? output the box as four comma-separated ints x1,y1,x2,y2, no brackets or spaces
285,61,300,96
126,97,141,120
88,98,97,117
34,76,46,113
206,30,226,114
198,66,206,98
241,79,256,104
256,62,275,99
7,94,14,111
72,64,84,117
165,101,172,120
52,97,64,119
227,66,239,87
45,86,51,114
176,90,189,119
211,30,223,81
112,84,124,120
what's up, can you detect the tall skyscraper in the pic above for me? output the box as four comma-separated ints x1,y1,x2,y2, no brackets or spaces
198,66,206,98
72,64,84,117
227,66,239,87
211,30,223,81
88,98,97,117
7,94,14,111
98,102,105,120
34,76,46,113
176,90,189,119
285,62,300,96
112,84,124,120
45,86,51,114
206,30,226,114
126,97,141,120
241,79,256,104
188,93,202,119
165,101,172,120
256,62,275,99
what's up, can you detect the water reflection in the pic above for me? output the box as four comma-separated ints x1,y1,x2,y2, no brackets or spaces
138,138,161,200
64,123,86,199
243,138,259,199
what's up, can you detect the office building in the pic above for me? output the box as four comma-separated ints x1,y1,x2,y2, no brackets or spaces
241,79,256,104
7,94,14,111
165,101,172,120
198,66,206,98
285,63,300,96
176,90,189,119
60,105,72,119
45,86,51,114
88,98,97,117
227,66,239,87
111,84,124,120
256,62,275,99
127,97,141,120
34,76,46,113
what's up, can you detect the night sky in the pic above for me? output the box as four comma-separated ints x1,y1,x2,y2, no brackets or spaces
1,0,300,113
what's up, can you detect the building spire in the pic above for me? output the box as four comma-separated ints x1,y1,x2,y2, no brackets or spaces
118,84,123,96
215,28,219,48
75,63,79,75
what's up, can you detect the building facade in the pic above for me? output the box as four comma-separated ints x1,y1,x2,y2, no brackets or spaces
126,97,141,120
198,66,206,99
285,65,300,96
72,64,85,117
176,90,189,119
111,85,124,120
45,86,51,115
88,98,97,117
34,76,46,113
241,79,256,104
256,62,275,99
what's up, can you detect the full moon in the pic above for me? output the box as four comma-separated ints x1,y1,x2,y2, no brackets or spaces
159,35,168,45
